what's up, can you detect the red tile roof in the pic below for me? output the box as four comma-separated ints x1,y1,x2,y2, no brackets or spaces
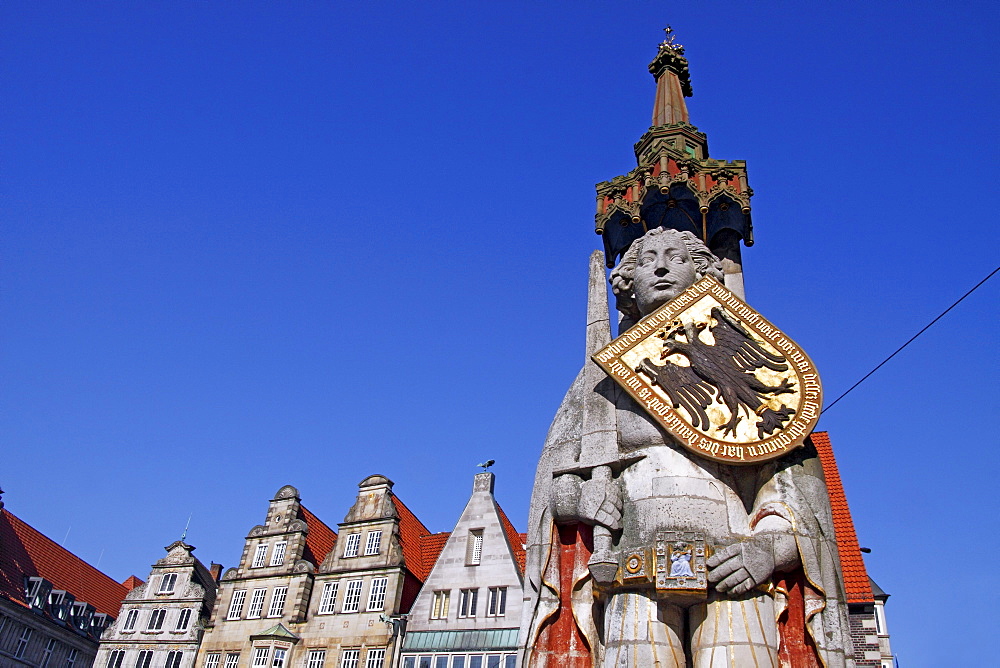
298,505,337,569
417,532,451,577
391,496,433,579
495,504,526,574
0,508,128,617
122,575,145,591
810,431,874,604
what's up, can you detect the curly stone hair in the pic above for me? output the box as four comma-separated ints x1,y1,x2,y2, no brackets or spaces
610,228,724,321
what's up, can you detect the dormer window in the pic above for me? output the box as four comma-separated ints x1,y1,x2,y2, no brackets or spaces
71,601,94,632
252,543,269,568
158,573,178,594
343,533,361,558
269,541,287,566
365,531,382,556
24,576,52,609
48,589,74,621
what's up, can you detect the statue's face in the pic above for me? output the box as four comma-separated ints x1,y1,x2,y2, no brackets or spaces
632,233,697,315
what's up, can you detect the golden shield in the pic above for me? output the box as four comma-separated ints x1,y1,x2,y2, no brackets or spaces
593,276,822,464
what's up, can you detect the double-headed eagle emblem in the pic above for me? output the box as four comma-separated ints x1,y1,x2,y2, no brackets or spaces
636,307,796,440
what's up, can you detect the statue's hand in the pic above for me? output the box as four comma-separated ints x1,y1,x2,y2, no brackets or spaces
576,475,623,532
707,534,777,596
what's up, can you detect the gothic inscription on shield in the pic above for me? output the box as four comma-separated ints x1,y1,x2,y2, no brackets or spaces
593,276,822,464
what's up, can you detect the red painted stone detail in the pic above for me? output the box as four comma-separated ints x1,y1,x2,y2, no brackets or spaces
533,523,593,667
776,569,822,668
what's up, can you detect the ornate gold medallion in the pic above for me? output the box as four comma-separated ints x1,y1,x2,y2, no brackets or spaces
593,276,822,464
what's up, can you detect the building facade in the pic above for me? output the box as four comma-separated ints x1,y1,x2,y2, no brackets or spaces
0,494,129,667
400,472,525,668
95,540,219,668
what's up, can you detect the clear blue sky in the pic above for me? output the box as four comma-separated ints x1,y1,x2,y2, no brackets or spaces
3,2,997,664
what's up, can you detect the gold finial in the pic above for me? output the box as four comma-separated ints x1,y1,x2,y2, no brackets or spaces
660,25,684,54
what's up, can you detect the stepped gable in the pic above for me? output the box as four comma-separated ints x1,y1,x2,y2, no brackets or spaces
495,504,526,574
391,496,432,579
298,504,337,568
810,431,874,603
121,575,145,591
0,508,128,616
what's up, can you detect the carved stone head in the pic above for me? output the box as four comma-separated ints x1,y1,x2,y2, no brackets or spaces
610,228,723,321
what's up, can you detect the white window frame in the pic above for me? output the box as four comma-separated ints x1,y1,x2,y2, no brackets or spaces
272,648,288,668
487,586,507,617
252,647,270,667
268,586,288,618
364,530,382,555
340,649,360,668
134,651,153,668
14,627,30,659
270,541,287,566
146,608,166,631
122,609,139,631
459,588,478,618
165,651,183,668
176,608,192,631
158,573,178,594
343,533,361,558
203,654,221,668
66,648,78,668
430,590,450,620
307,650,327,668
365,648,386,668
41,637,56,667
227,590,247,620
224,654,240,668
467,530,483,565
342,580,363,613
247,588,267,619
318,582,339,614
252,543,269,568
107,650,127,668
367,577,388,611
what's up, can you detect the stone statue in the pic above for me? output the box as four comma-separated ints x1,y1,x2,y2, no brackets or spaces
519,229,852,667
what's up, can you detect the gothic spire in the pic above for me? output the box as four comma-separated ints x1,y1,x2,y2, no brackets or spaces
648,26,693,127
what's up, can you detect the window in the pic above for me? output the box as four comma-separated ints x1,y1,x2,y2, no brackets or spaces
487,587,507,617
134,651,153,668
365,531,382,555
459,588,478,617
342,580,363,613
122,609,139,631
318,582,339,614
252,544,269,568
65,648,78,668
203,654,221,668
435,658,448,668
158,573,178,594
176,608,192,631
367,577,388,611
252,647,270,667
467,530,483,565
146,609,166,631
340,649,360,668
307,649,326,668
365,648,386,668
343,534,361,558
248,588,267,618
0,613,7,634
227,590,247,620
268,586,288,617
107,650,127,668
165,651,183,668
272,648,287,667
14,626,31,658
270,541,287,566
41,638,57,667
225,654,240,668
430,591,450,619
